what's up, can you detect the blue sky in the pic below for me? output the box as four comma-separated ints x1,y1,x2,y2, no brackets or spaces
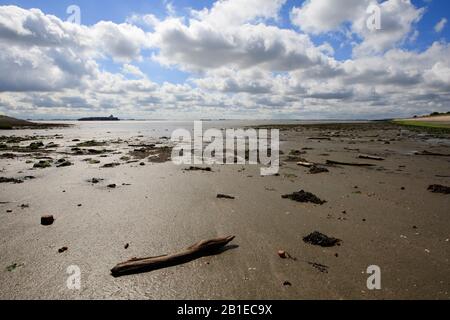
0,1,449,119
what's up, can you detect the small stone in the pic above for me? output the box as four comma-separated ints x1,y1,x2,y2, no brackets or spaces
58,247,68,253
283,281,292,286
124,243,129,249
41,215,55,226
278,250,287,259
107,184,116,188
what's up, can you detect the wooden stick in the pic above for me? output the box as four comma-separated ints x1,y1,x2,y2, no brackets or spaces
358,154,385,161
297,161,315,168
415,150,450,157
326,160,376,167
111,236,235,277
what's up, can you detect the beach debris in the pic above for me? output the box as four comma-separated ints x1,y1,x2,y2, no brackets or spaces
326,160,376,167
41,215,55,226
107,184,117,189
139,162,146,166
309,166,329,174
297,161,315,168
0,177,23,184
283,281,292,286
88,159,101,164
58,247,68,253
124,243,129,249
428,184,450,194
277,250,296,260
76,140,107,147
111,235,236,277
33,160,52,168
308,262,329,273
282,190,326,205
184,166,212,172
56,159,72,167
286,150,307,162
90,178,103,184
415,150,450,157
0,153,16,159
130,145,172,163
6,210,12,213
29,141,44,150
308,137,331,141
358,154,385,161
20,204,29,209
303,231,341,247
217,194,235,200
101,162,120,168
6,263,24,272
289,150,305,156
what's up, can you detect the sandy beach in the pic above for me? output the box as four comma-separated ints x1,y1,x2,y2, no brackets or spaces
0,121,449,300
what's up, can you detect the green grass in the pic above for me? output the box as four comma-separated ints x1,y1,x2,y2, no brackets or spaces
392,120,450,133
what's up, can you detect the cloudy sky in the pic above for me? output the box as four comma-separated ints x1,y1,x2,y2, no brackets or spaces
0,0,449,120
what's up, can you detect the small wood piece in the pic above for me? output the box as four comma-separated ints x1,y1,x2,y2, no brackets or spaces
358,154,385,161
326,160,375,167
297,161,315,168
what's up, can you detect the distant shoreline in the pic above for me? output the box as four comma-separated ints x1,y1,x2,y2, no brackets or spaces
0,115,71,130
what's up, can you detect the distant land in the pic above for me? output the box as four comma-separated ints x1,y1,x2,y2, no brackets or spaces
78,115,120,121
0,115,70,130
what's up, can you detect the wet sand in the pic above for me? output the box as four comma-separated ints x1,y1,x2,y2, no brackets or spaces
0,121,449,300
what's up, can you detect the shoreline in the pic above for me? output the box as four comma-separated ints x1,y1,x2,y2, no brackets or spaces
0,121,449,299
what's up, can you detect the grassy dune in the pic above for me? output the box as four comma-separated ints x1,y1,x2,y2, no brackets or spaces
393,119,450,133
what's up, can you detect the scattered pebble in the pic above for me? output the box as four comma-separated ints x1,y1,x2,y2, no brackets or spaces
41,215,55,226
58,247,68,253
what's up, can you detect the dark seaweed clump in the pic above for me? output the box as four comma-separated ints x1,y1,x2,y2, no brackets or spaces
303,231,341,247
282,190,326,205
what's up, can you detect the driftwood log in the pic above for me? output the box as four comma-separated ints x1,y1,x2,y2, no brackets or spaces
415,150,450,157
326,160,375,167
111,236,235,277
